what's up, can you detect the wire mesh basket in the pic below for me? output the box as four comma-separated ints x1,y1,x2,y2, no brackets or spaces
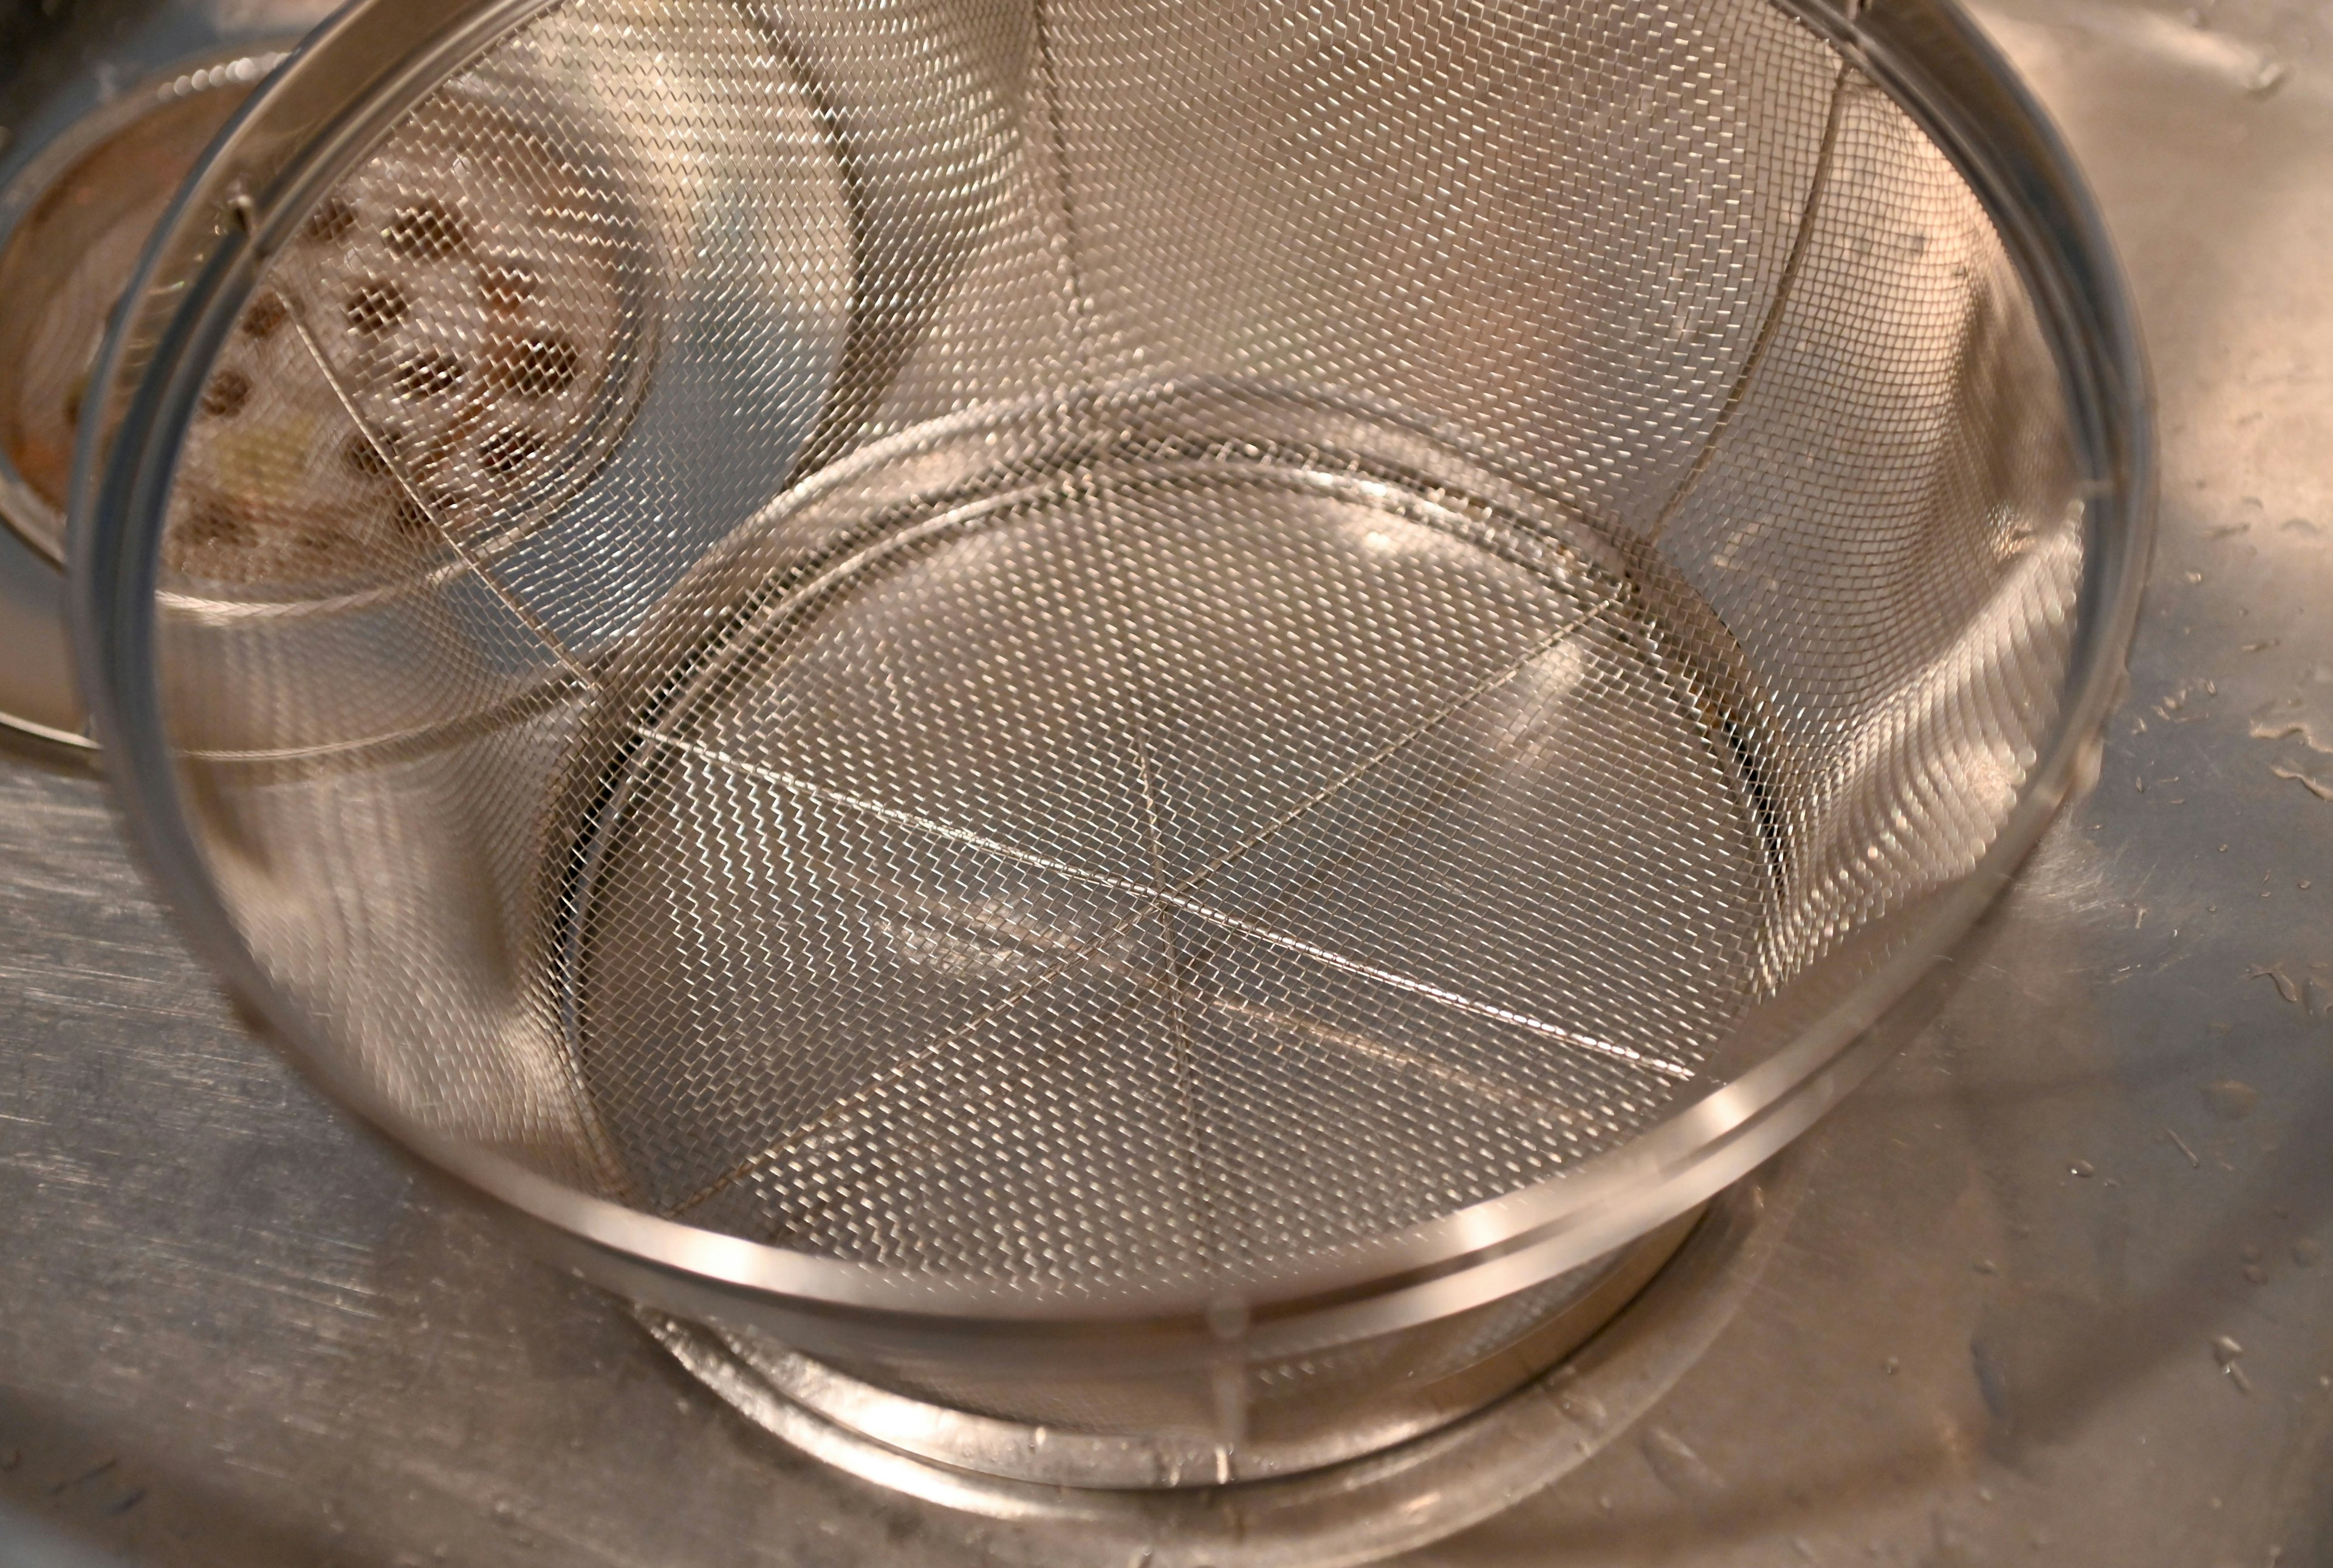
73,0,2146,1497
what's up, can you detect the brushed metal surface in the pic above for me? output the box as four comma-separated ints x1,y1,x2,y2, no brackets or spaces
3,0,2331,1560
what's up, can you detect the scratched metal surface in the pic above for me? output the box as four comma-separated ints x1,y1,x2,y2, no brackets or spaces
3,0,2332,1561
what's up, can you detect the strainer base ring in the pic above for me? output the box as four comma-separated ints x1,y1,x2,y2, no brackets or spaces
635,1163,1801,1567
654,1208,1694,1491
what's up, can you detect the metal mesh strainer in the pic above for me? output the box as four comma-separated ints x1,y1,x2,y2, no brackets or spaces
74,0,2147,1493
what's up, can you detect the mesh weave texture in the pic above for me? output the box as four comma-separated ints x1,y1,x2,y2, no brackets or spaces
155,0,2081,1303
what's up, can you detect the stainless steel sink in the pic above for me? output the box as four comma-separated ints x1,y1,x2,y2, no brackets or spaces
2,0,2329,1560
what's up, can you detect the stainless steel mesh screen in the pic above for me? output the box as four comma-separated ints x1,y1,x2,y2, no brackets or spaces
148,0,2083,1306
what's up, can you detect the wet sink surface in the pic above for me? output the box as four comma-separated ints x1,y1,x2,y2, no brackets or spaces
4,0,2333,1561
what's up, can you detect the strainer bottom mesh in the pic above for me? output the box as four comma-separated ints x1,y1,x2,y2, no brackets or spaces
562,398,1773,1289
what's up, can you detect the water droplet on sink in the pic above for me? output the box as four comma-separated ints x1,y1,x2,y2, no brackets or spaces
2249,964,2304,1003
2071,1159,2096,1178
2205,1079,2259,1120
1642,1426,1724,1499
2272,765,2333,801
1557,1388,1608,1428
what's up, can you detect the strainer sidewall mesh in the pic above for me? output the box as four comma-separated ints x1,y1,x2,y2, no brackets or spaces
71,0,2150,1356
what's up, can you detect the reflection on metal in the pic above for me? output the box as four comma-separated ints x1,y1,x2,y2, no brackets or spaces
4,0,2329,1561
